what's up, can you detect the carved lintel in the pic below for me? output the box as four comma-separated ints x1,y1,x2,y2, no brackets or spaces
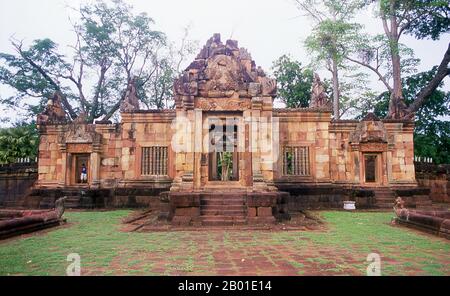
195,98,251,111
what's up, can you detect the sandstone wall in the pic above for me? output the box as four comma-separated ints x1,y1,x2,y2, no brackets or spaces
385,121,416,184
0,163,37,207
119,111,175,188
37,125,61,187
95,123,123,187
329,121,358,184
416,163,450,203
273,109,332,184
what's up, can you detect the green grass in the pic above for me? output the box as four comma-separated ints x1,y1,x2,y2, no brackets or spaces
0,210,448,275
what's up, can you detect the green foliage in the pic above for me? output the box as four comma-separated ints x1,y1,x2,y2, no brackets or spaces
305,19,363,66
0,0,195,123
363,67,450,164
379,0,450,40
271,55,314,108
354,33,420,81
0,39,71,117
0,123,38,164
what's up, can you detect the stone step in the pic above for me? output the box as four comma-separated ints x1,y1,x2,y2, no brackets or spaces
201,195,246,200
2,201,19,207
200,199,245,206
375,198,395,202
200,209,246,216
375,203,395,209
200,204,246,210
202,220,247,226
201,215,247,226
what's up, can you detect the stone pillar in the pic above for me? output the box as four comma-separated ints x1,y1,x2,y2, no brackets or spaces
90,151,101,188
250,97,269,191
58,143,67,187
259,96,277,189
351,144,360,183
171,108,194,191
193,109,202,190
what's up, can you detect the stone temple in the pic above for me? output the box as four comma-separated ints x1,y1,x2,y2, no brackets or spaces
33,34,426,225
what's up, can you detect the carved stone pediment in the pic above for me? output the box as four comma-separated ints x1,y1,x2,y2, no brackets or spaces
350,113,388,145
58,122,101,145
174,33,277,110
204,55,241,92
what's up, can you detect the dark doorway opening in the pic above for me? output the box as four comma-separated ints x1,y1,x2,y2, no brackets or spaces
364,154,378,183
208,119,239,181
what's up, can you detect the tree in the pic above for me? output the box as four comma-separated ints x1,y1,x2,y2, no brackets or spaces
347,0,450,118
296,0,365,118
362,67,450,164
0,123,38,164
271,55,314,108
0,0,195,123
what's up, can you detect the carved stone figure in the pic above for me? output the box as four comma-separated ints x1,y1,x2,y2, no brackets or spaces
309,73,329,108
120,78,140,112
37,92,67,124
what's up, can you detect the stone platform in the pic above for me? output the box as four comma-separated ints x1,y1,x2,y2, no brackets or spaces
161,191,290,226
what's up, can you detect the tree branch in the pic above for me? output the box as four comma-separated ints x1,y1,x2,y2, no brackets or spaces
11,40,77,119
101,92,125,121
345,56,393,93
404,42,450,116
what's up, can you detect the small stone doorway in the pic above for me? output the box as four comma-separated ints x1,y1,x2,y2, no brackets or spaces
72,154,90,185
363,153,381,184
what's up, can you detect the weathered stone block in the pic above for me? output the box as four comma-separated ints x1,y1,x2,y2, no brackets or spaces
257,206,273,217
248,207,257,217
175,207,200,217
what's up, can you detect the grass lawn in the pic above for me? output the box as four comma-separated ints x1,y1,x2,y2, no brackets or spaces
0,210,448,275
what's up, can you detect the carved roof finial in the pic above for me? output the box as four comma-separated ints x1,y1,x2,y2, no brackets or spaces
309,73,329,108
37,91,68,124
120,77,140,112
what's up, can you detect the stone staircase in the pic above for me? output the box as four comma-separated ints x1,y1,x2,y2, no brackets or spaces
373,187,396,209
38,188,94,209
200,192,247,226
373,187,433,209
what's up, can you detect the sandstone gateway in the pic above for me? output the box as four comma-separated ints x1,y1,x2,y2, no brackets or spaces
32,34,429,225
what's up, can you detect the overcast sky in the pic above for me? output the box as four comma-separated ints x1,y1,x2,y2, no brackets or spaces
0,0,449,124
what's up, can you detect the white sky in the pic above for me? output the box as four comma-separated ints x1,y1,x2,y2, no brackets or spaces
0,0,449,124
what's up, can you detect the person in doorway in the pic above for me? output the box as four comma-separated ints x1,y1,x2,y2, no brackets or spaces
80,163,87,183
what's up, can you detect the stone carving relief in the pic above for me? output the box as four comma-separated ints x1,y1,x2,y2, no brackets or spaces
37,92,68,124
350,113,388,145
174,33,277,110
195,98,251,111
120,77,140,112
309,73,331,108
58,118,102,145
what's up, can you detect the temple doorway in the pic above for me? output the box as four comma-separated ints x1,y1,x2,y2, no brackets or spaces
363,153,380,184
208,118,239,181
72,154,90,185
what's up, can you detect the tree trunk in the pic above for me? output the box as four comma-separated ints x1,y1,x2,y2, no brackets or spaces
386,0,407,119
332,58,340,119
